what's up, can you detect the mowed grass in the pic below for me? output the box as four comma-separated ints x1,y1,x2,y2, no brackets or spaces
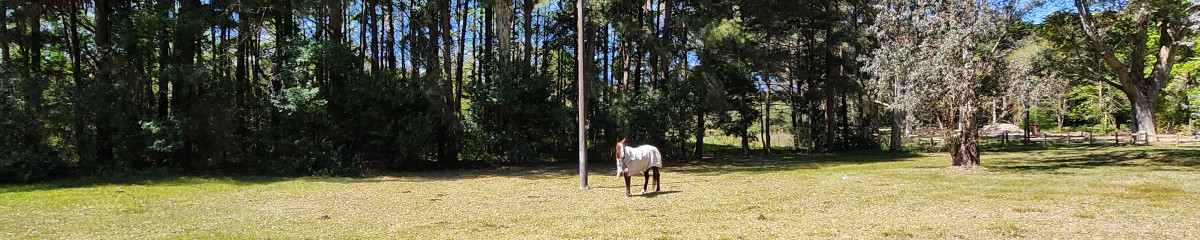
3,146,1200,239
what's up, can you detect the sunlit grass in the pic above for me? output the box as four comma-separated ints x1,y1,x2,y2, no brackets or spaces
2,145,1199,238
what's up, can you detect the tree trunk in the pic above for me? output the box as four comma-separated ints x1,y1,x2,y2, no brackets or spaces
763,75,772,154
18,1,47,162
741,129,750,154
619,42,631,94
1024,108,1031,142
950,104,981,168
1127,89,1157,137
991,99,998,124
0,4,8,63
441,0,453,81
889,109,903,153
386,1,397,70
694,107,705,158
483,0,494,84
822,91,835,152
368,0,379,74
438,0,459,167
174,0,203,169
583,17,596,95
157,0,172,120
330,0,344,42
360,0,370,71
523,0,535,79
402,7,413,78
633,46,643,93
1057,114,1064,130
602,24,611,96
789,71,798,150
658,0,672,86
94,0,115,167
496,0,512,80
66,3,82,92
473,15,481,85
236,18,250,95
455,0,469,107
66,0,94,169
27,3,40,72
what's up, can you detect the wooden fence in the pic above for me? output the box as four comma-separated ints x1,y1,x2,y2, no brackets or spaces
887,131,1200,151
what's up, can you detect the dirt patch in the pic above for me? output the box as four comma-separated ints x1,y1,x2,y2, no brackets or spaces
981,124,1025,136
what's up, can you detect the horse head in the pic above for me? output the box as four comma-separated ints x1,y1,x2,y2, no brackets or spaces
615,138,627,177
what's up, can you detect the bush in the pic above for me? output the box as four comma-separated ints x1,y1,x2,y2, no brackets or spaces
466,75,573,164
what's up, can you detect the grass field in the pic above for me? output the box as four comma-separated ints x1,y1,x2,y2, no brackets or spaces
3,146,1199,239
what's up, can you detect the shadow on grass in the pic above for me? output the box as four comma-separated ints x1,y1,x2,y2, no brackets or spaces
0,164,598,194
2,148,922,193
671,150,919,175
988,146,1200,172
0,173,289,194
641,190,681,198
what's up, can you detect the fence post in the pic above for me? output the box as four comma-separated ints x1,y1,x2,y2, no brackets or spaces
1115,131,1120,145
1088,131,1094,145
1003,132,1008,146
1042,132,1047,147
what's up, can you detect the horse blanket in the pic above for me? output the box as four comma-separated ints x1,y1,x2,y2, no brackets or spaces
617,145,663,176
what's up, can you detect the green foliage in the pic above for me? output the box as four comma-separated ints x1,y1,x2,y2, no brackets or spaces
272,86,327,116
138,119,180,159
0,72,69,182
267,42,441,174
465,74,573,163
704,60,761,145
616,93,691,155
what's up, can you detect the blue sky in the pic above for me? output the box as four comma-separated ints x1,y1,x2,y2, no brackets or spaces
1024,0,1078,23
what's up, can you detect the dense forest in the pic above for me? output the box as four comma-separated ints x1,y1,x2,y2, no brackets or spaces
1,0,1196,182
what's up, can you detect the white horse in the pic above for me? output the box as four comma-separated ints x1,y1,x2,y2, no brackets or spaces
615,138,662,197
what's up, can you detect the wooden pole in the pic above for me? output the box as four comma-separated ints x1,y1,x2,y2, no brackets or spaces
577,0,589,190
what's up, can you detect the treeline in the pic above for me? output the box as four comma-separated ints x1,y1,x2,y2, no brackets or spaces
0,0,885,182
13,0,1191,181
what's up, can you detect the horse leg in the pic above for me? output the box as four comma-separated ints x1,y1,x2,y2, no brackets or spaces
652,167,660,192
641,171,649,194
624,175,631,197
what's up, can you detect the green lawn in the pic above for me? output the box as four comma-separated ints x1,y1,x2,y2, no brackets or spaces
3,146,1199,239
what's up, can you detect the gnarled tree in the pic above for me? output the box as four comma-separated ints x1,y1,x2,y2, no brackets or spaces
1073,0,1198,140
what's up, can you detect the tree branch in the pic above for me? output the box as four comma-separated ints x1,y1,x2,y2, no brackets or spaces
1082,64,1123,90
1073,0,1133,87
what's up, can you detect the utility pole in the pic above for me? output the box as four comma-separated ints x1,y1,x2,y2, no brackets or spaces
577,0,589,190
